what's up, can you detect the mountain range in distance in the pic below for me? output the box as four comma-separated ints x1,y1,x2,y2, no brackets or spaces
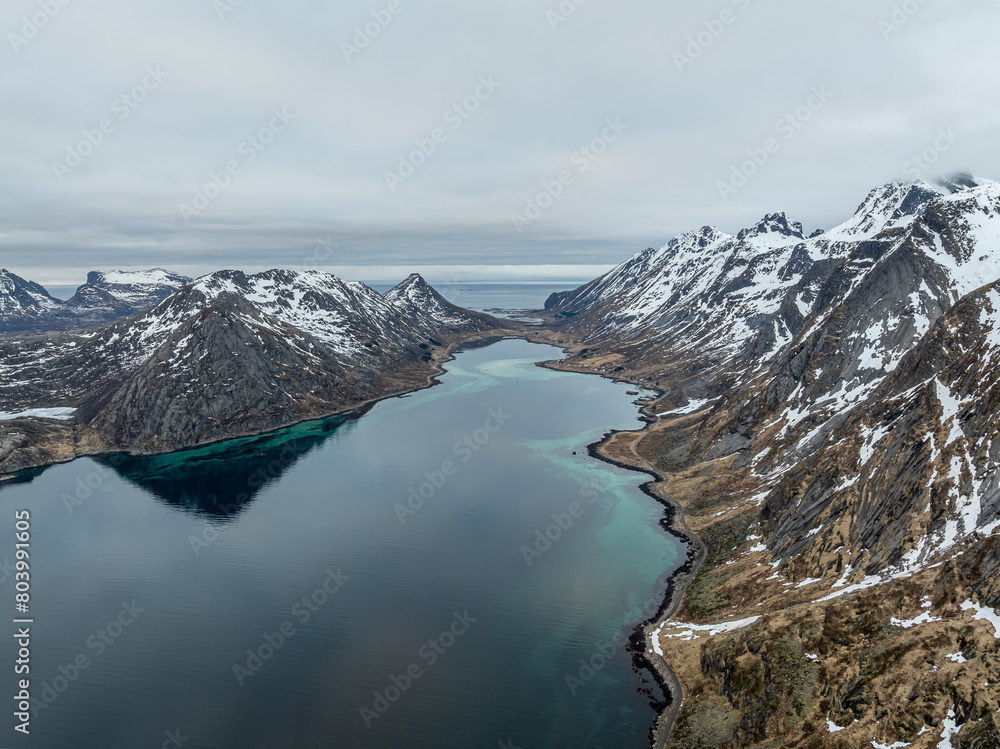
3,173,1000,748
0,268,192,335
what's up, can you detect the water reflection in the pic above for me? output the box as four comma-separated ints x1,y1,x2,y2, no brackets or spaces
99,415,351,519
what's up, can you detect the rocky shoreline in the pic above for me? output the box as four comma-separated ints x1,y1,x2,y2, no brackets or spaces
549,355,709,748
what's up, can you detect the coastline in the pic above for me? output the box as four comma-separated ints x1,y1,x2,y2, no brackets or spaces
1,328,697,747
542,354,706,749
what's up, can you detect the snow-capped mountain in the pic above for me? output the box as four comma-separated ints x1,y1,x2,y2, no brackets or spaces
547,213,824,376
132,269,419,367
749,178,1000,435
384,273,498,335
0,270,508,464
0,269,70,333
548,175,1000,578
0,268,191,334
547,178,997,386
762,278,1000,577
545,175,1000,749
65,269,192,317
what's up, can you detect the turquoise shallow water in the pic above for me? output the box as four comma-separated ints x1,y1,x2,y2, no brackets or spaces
0,338,683,749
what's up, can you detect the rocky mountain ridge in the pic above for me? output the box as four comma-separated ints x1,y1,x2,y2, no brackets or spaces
0,267,191,334
0,269,515,472
546,177,998,397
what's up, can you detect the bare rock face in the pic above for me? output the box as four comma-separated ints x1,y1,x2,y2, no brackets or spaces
603,179,1000,576
82,293,356,451
0,419,82,474
0,429,31,469
760,280,1000,579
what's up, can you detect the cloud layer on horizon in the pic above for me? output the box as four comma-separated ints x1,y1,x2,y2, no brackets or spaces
3,0,999,284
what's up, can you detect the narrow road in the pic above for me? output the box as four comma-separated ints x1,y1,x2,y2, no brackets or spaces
626,430,708,749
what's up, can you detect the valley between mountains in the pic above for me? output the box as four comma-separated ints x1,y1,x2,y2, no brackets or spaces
3,174,1000,748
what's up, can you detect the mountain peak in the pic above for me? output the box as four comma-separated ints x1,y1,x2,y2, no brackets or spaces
0,268,60,320
1,268,190,334
384,273,441,306
385,274,499,334
826,180,946,239
87,268,190,287
67,268,192,318
396,272,428,288
737,212,804,242
847,174,995,232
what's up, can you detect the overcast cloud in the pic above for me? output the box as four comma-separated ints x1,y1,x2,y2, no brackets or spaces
2,0,999,285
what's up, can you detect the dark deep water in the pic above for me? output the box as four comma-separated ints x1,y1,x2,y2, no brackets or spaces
0,339,684,749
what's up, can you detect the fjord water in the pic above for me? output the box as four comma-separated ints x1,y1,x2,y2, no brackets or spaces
1,339,682,749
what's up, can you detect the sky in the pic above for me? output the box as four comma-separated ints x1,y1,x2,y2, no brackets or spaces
2,0,999,287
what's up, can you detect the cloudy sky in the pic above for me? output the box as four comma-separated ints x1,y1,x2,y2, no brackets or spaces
3,0,999,286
